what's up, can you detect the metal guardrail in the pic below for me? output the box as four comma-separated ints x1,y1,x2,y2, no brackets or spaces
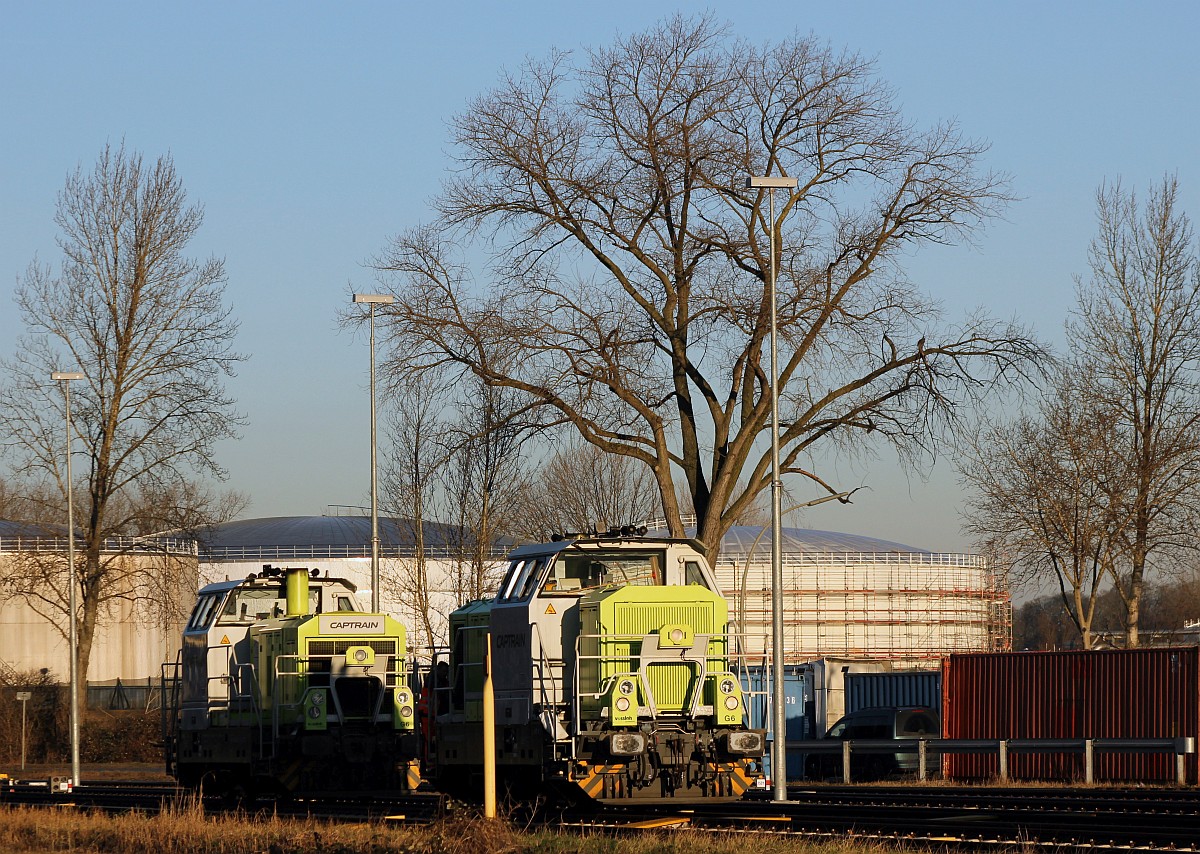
784,737,1198,786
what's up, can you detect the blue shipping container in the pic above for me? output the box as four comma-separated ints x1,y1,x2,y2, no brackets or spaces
740,666,812,783
844,670,941,718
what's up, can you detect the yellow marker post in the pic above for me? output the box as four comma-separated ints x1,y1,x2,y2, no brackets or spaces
483,631,496,819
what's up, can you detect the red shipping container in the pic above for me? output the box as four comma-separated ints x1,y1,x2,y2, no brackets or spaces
942,648,1199,784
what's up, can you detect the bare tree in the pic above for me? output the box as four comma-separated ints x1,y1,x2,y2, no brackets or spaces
0,143,245,682
959,368,1133,648
1140,564,1200,632
380,371,450,646
372,15,1044,558
438,375,538,604
511,439,659,540
1070,175,1200,646
0,478,44,523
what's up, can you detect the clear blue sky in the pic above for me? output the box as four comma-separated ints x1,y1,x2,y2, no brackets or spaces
2,1,1197,552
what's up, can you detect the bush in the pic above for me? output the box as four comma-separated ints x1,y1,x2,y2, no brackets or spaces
82,709,162,763
0,670,161,764
0,670,64,764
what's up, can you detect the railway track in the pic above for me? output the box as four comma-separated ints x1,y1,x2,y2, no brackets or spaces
0,779,447,823
565,785,1200,851
3,778,1198,850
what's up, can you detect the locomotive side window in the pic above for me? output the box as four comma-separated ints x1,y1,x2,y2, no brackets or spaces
684,561,710,588
187,593,221,631
216,585,323,623
219,587,278,623
517,557,550,599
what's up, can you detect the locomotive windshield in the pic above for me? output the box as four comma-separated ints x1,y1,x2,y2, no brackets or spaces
541,551,662,594
217,585,315,623
187,593,222,631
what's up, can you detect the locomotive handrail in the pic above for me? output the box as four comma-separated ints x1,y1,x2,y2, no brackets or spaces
573,630,737,721
448,624,490,715
198,655,264,755
271,652,407,739
411,646,453,718
160,658,182,776
529,620,566,747
199,641,261,718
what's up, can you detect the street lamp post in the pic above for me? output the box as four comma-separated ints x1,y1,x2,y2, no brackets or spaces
51,369,85,789
352,293,394,613
746,174,798,802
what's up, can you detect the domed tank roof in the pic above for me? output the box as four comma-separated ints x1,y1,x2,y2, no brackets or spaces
198,515,503,559
717,525,934,556
0,519,63,539
200,516,939,558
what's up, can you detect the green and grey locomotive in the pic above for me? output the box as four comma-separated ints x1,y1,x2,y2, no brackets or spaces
428,532,765,800
163,565,420,797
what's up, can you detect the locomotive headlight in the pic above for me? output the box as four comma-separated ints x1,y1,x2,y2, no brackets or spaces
345,645,375,667
394,688,415,730
670,628,685,644
713,674,742,724
609,677,637,724
304,689,328,731
610,733,646,756
724,731,766,756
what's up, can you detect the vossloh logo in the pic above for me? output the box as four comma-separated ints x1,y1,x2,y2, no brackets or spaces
318,614,386,634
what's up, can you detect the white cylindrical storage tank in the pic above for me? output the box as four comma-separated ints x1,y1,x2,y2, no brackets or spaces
712,526,1009,666
0,519,197,686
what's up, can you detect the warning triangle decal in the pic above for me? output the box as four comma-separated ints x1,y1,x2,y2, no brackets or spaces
220,635,231,645
544,603,556,615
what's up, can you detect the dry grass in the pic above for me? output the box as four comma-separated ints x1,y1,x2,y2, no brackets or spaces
0,800,925,854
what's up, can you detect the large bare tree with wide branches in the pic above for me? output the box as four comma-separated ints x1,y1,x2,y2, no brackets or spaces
959,366,1134,649
0,143,245,681
372,16,1043,557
